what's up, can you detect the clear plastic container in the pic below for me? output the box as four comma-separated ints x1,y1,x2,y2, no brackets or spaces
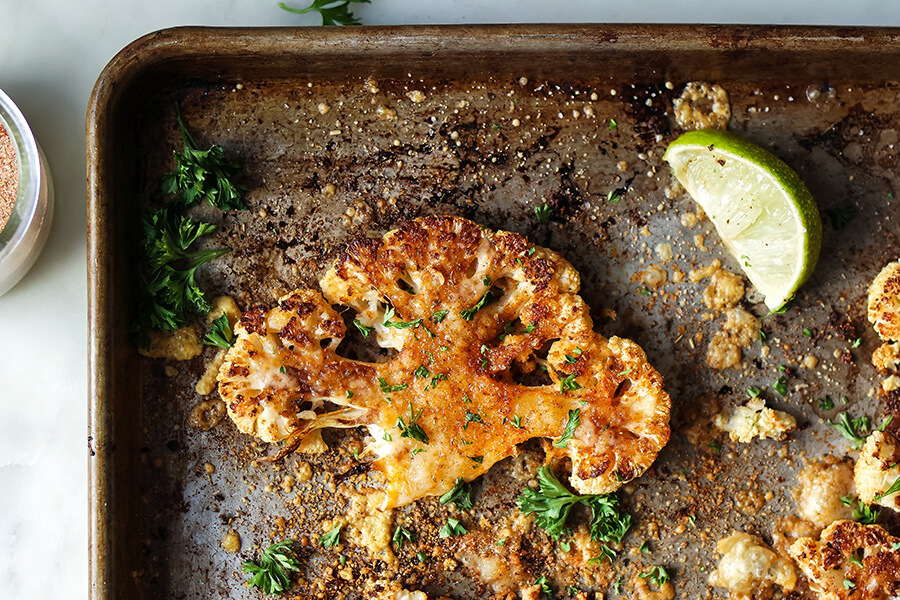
0,88,53,296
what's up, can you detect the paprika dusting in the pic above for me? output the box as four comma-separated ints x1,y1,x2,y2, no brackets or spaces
0,124,16,232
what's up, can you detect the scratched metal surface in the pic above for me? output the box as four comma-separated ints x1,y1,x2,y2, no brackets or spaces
89,25,900,600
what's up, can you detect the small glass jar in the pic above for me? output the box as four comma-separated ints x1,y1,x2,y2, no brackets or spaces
0,87,53,296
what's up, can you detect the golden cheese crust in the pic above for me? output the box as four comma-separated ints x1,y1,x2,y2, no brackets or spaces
789,520,900,600
218,216,670,508
868,259,900,342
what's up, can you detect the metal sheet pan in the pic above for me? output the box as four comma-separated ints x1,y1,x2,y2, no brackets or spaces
89,24,900,599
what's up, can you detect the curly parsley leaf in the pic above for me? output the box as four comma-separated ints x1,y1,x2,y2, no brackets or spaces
278,0,370,26
134,209,230,343
639,565,670,588
439,477,473,510
242,540,300,595
319,523,343,548
517,466,631,544
827,412,869,449
438,517,467,538
202,313,234,348
553,408,581,448
161,103,246,211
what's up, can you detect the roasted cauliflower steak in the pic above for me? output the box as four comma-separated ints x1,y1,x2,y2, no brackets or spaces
789,520,900,600
869,259,900,343
217,216,670,508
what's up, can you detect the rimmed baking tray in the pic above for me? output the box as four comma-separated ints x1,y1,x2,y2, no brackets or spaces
89,25,900,599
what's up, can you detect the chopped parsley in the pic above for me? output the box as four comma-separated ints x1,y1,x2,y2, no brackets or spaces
559,373,582,392
773,375,788,396
818,397,834,410
564,347,583,364
460,290,494,320
278,0,370,26
468,455,484,465
853,499,880,524
874,475,900,501
639,540,651,553
553,409,581,448
431,309,449,323
534,575,552,594
589,544,617,563
202,313,235,348
416,551,428,563
439,477,473,510
319,524,342,548
378,377,407,394
747,386,763,398
852,337,862,348
241,540,300,595
438,517,467,538
803,328,812,337
353,319,374,338
414,364,430,378
392,525,415,548
511,415,524,429
609,118,617,129
430,373,448,389
827,412,869,449
464,411,484,430
396,404,429,444
843,579,856,590
535,204,552,223
517,466,631,544
639,566,670,588
606,190,620,204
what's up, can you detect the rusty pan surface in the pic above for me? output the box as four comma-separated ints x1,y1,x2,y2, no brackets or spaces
88,24,900,600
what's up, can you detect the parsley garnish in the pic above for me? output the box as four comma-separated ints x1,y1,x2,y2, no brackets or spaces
464,411,484,430
848,553,863,567
852,337,862,348
517,466,631,543
613,578,623,594
559,373,582,392
460,290,494,320
825,205,855,231
827,412,869,449
134,209,230,342
639,540,651,553
382,306,423,329
353,319,374,338
843,579,856,590
534,575,552,594
874,475,900,501
410,448,426,457
818,397,834,410
469,455,484,464
430,373,448,389
440,478,473,510
553,409,581,448
416,551,428,563
392,525,415,548
564,348,583,365
202,313,234,348
639,566,670,587
162,103,246,211
609,118,617,129
747,386,763,398
589,544,617,563
606,190,620,204
414,364,430,378
278,0,370,26
773,375,788,396
439,517,467,538
242,540,300,595
512,415,524,429
396,404,429,444
431,309,449,323
853,499,880,524
319,524,342,548
378,377,407,394
535,204,552,223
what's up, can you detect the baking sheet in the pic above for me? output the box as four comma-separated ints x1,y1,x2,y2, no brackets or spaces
88,25,900,599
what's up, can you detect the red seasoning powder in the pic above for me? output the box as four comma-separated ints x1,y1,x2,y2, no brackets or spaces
0,124,17,232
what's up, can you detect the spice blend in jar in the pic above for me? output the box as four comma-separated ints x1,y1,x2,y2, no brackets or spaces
0,124,16,232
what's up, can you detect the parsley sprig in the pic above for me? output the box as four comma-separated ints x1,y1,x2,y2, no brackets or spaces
874,475,900,501
460,290,494,320
517,466,631,544
319,523,342,548
278,0,370,26
439,517,467,538
242,540,300,595
202,313,234,348
439,477,473,510
639,565,670,588
162,103,246,211
392,525,415,548
134,209,230,342
396,404,429,444
553,409,580,448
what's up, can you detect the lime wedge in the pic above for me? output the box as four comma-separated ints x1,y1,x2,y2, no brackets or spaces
663,129,821,311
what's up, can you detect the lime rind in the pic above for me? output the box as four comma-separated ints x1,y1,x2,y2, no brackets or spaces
663,129,822,311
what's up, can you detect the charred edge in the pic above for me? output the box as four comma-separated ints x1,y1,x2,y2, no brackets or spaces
333,462,372,486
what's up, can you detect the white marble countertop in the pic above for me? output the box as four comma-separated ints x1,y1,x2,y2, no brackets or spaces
2,1,900,599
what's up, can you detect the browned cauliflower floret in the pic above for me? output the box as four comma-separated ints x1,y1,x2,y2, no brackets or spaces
714,398,796,443
868,260,900,342
708,532,796,600
855,431,900,511
217,216,671,508
789,520,900,600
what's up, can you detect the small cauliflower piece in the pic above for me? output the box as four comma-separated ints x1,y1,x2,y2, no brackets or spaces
789,520,900,600
871,342,900,373
868,259,900,342
714,398,797,443
708,532,796,600
854,431,900,511
363,579,429,600
792,456,855,530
